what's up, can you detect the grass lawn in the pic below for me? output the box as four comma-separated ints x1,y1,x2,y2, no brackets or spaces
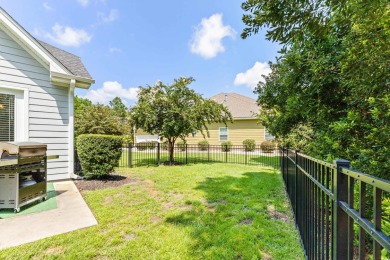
0,164,303,259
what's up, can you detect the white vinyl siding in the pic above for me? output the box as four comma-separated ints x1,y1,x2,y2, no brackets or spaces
0,93,14,141
219,127,228,141
0,28,70,181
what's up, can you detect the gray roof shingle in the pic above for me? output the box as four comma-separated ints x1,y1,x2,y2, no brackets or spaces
37,40,93,80
210,93,259,119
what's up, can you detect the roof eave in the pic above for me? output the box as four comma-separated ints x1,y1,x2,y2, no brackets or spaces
51,71,95,89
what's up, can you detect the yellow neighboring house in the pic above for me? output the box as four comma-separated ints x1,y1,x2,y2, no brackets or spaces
186,93,268,145
134,93,273,145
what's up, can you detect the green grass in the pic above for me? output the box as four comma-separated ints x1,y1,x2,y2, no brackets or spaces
0,164,303,259
119,150,280,168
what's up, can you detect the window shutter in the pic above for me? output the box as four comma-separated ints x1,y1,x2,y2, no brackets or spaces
0,93,15,142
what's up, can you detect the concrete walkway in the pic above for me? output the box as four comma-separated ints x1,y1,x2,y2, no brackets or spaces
0,181,97,250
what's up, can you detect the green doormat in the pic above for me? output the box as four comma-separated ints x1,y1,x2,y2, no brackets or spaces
0,183,57,219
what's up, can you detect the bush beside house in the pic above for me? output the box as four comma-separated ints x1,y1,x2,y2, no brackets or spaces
76,134,122,177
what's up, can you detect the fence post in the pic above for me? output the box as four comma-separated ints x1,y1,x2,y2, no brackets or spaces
185,144,188,165
208,144,210,162
245,147,247,165
225,145,228,163
157,142,160,166
294,149,300,217
333,159,350,260
128,142,133,168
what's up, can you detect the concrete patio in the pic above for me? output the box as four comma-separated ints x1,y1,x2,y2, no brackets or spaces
0,181,97,250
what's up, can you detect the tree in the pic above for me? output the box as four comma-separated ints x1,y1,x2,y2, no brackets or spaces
75,103,126,137
109,97,128,120
241,0,390,178
130,77,232,164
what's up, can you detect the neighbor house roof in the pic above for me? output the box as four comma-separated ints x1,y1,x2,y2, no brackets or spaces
210,93,259,119
37,40,93,80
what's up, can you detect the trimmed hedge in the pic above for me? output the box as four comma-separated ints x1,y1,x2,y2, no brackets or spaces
198,140,209,151
76,134,122,177
260,141,276,153
243,139,256,152
221,141,232,152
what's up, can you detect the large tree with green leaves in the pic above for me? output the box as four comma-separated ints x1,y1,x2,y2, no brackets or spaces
242,0,390,178
74,96,130,137
130,77,232,164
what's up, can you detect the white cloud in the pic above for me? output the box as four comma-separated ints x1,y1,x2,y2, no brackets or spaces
77,0,89,7
83,81,139,105
98,9,119,24
234,62,272,90
39,23,92,47
43,2,53,11
190,13,236,59
109,47,122,53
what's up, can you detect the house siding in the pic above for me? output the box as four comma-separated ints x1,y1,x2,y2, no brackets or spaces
0,28,70,181
186,119,265,145
135,119,266,146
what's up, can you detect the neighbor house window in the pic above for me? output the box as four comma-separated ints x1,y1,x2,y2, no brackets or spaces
264,128,275,141
0,93,15,142
219,127,228,141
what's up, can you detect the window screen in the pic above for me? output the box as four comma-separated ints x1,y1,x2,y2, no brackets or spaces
219,127,228,141
0,93,15,142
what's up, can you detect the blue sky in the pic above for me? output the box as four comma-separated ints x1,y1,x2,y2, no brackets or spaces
0,0,280,106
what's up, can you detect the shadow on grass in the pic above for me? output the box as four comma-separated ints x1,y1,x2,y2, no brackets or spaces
165,170,302,259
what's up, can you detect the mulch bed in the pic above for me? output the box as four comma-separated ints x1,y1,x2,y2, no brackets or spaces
73,174,139,191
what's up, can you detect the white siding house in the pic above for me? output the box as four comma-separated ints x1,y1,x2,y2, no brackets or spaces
0,8,94,180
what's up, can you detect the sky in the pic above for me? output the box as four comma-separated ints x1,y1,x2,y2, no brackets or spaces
0,0,281,106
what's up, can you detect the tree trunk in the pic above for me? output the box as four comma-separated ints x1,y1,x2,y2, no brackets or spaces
168,139,175,165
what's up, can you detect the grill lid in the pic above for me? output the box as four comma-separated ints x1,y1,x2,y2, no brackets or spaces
0,142,47,157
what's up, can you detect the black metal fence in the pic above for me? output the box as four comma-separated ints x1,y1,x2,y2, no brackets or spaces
118,143,280,168
281,147,390,259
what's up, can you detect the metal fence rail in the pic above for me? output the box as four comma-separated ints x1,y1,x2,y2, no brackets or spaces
281,147,390,259
118,143,280,169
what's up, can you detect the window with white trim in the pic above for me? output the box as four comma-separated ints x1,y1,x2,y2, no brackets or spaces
219,127,228,141
0,93,15,142
264,128,275,141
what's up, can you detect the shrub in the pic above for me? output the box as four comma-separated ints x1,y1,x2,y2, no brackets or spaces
260,141,275,153
76,134,122,177
221,141,232,152
176,140,186,151
122,135,133,148
198,140,209,151
243,139,256,152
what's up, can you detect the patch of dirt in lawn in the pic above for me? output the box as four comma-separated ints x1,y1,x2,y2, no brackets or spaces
142,179,161,198
102,197,112,206
239,218,253,225
45,246,64,256
121,232,137,241
267,204,291,222
151,216,162,223
163,202,175,209
74,174,139,191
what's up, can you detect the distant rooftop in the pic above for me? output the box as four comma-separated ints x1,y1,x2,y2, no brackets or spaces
37,39,93,80
210,93,259,119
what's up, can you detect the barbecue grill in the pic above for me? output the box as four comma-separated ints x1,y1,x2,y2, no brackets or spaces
0,142,47,213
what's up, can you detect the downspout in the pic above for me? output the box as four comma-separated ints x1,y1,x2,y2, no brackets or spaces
68,79,77,179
